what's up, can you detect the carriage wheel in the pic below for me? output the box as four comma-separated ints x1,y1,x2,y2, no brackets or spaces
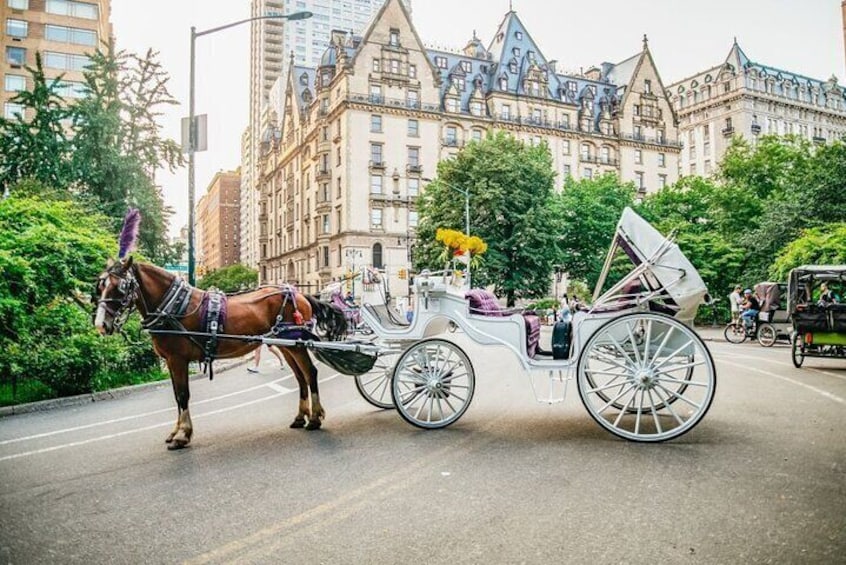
756,323,777,347
723,322,747,344
391,339,475,430
791,332,805,368
577,313,716,443
354,349,400,410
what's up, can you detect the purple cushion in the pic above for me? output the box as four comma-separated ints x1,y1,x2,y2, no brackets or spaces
465,289,506,317
523,314,541,358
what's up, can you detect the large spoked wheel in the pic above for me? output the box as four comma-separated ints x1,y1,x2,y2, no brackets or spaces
756,323,777,347
577,312,716,443
723,322,747,344
391,339,475,429
791,332,805,368
354,348,400,409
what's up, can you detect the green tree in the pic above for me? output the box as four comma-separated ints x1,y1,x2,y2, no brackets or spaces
415,132,557,306
198,264,259,293
551,173,636,289
0,53,72,191
769,224,846,281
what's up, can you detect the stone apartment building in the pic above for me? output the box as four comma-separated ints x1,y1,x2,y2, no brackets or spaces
2,0,111,118
668,41,846,177
197,170,242,273
256,0,680,291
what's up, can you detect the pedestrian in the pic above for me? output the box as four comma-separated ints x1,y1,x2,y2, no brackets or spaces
818,282,839,306
247,344,285,374
405,300,414,324
729,285,743,323
740,288,760,330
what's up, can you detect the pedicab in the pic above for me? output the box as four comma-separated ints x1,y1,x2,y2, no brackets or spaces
788,265,846,368
754,282,791,347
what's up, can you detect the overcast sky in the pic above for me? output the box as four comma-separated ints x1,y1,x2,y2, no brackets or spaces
111,0,846,237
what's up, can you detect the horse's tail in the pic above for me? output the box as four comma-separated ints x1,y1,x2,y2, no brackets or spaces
305,294,347,341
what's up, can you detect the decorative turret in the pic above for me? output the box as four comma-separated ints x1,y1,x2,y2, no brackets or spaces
463,30,488,59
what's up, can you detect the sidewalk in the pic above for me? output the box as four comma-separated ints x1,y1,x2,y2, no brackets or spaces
0,355,253,418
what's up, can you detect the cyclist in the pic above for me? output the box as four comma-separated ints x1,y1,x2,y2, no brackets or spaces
740,289,760,330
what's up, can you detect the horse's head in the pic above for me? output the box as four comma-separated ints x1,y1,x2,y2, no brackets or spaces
93,256,139,336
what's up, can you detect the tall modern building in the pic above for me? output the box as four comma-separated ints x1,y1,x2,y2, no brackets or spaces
241,0,410,269
2,0,111,118
256,0,680,292
668,41,846,177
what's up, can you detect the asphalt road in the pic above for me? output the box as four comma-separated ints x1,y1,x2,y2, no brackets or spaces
1,329,844,564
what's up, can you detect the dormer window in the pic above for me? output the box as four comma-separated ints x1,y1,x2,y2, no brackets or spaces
460,60,471,73
435,56,448,69
389,29,400,47
568,81,577,93
527,50,535,62
454,77,465,91
499,76,508,90
512,47,521,57
515,31,523,40
644,79,652,94
300,73,309,86
509,60,518,73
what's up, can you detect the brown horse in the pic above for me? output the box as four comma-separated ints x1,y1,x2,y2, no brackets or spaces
93,257,346,449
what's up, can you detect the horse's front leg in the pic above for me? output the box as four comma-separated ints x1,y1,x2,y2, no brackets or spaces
302,355,324,431
165,357,193,450
282,349,310,428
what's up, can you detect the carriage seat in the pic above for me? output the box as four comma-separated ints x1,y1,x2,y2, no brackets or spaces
362,303,409,330
465,289,541,358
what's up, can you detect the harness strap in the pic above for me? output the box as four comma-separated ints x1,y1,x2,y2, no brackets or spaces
202,291,225,380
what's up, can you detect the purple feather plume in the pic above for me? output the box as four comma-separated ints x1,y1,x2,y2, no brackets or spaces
118,208,141,259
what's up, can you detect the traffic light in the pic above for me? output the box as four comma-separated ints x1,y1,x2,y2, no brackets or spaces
398,268,407,280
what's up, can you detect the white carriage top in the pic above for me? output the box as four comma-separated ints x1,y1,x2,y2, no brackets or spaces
592,207,709,324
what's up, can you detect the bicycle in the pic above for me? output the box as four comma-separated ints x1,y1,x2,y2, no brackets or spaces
723,318,757,343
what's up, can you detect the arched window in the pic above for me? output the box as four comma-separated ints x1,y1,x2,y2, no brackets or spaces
372,243,383,269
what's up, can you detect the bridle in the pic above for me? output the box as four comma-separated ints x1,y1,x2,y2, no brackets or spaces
96,265,140,334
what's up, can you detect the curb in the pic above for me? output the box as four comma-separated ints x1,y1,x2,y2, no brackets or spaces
0,357,251,418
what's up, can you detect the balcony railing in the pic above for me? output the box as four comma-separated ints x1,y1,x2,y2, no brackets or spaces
442,138,463,148
369,159,386,170
751,124,762,135
348,92,440,113
406,163,422,174
812,135,826,144
722,126,735,137
579,155,619,166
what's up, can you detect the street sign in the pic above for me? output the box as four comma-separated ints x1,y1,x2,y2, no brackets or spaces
181,114,208,153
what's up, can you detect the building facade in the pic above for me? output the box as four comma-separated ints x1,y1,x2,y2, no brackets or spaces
257,0,680,292
668,41,846,177
241,0,410,269
197,170,242,273
2,0,111,118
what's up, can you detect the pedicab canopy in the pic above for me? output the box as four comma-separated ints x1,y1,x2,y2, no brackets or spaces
788,265,846,311
592,207,709,324
754,282,784,313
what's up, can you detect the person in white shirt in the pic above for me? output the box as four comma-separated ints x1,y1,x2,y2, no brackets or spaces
729,285,743,323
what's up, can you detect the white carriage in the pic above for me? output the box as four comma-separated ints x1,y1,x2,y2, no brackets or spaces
352,207,717,442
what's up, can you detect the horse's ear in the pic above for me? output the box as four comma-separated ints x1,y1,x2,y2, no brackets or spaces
121,256,134,271
106,258,115,268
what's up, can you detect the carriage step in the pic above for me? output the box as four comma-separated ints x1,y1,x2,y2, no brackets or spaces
530,369,571,405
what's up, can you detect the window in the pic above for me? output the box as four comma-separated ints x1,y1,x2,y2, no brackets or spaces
56,79,86,98
369,84,382,103
658,153,666,167
4,102,23,119
372,58,381,72
446,98,459,113
409,64,417,79
370,143,382,165
532,108,542,123
407,146,419,167
6,18,27,37
322,246,329,268
44,51,88,71
8,0,29,8
472,129,483,142
5,74,25,92
644,79,652,94
636,172,645,190
470,101,483,116
601,146,610,164
6,46,25,66
633,104,640,116
336,177,342,198
659,174,667,188
454,77,465,91
515,31,523,40
335,146,341,166
499,76,508,90
435,56,448,69
561,114,570,128
408,178,419,196
408,119,419,137
46,0,98,19
633,125,642,140
634,149,642,165
372,243,383,268
512,47,521,57
409,210,419,228
657,129,665,143
370,175,383,194
704,160,712,175
390,59,400,74
370,114,382,133
580,143,591,160
322,214,330,234
563,164,571,177
407,90,419,108
445,126,458,145
582,168,593,179
460,61,472,73
502,104,511,120
45,24,96,46
371,209,383,229
509,61,518,74
389,29,399,47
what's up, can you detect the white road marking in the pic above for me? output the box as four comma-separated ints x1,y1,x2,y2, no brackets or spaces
0,373,341,463
717,359,845,405
717,350,846,383
266,382,295,393
0,375,294,446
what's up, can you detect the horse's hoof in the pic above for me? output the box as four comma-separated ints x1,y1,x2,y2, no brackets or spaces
290,418,306,429
305,419,322,431
165,431,176,443
167,440,190,451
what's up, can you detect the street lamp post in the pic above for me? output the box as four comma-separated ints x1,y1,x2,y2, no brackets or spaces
423,177,471,286
187,11,312,285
